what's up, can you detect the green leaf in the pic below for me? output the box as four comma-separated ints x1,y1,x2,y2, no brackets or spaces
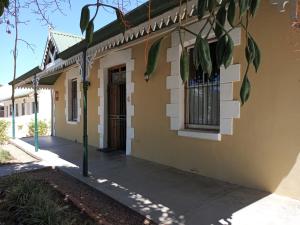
240,74,251,105
208,0,216,12
216,35,226,67
252,37,261,72
250,0,260,17
115,8,126,33
239,0,249,17
215,6,226,38
227,0,236,27
80,6,90,34
193,35,212,75
144,37,164,80
3,0,9,8
197,0,207,20
85,20,94,45
0,3,4,17
245,37,255,63
180,48,190,83
223,35,234,68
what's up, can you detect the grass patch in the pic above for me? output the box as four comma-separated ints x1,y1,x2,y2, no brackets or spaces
0,174,96,225
0,149,13,164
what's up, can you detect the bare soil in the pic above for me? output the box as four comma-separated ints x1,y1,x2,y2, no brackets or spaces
28,168,156,225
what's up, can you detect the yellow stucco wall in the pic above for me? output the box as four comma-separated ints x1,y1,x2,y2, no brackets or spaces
131,2,300,200
53,60,100,147
52,1,300,200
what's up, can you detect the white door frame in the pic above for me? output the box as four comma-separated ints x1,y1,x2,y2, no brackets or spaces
98,49,135,155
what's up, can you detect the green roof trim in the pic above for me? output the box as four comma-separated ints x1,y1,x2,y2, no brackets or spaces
9,66,62,86
59,0,181,59
11,0,182,87
39,73,61,85
9,66,41,85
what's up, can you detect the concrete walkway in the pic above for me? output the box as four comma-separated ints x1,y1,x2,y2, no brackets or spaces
10,136,300,225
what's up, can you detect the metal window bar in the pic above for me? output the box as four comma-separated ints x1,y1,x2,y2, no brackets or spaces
107,66,127,150
185,45,220,131
71,79,78,121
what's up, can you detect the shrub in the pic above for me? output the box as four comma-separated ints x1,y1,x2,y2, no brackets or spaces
0,175,96,225
17,124,23,131
28,120,49,137
0,149,13,164
0,120,9,144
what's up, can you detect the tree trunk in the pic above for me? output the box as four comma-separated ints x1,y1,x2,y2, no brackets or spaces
11,0,18,139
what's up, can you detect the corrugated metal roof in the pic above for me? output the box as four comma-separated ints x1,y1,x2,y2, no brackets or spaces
50,30,83,53
0,85,33,102
59,0,181,59
9,66,41,85
11,0,184,87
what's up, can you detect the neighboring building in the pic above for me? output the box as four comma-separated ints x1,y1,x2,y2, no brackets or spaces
0,103,4,117
10,0,300,201
0,85,51,137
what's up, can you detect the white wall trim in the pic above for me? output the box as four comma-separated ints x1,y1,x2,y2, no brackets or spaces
64,67,81,125
98,49,135,155
178,130,221,141
166,21,241,141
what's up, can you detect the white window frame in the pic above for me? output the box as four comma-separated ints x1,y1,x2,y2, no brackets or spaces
184,42,221,132
68,78,78,122
166,21,241,141
65,67,81,125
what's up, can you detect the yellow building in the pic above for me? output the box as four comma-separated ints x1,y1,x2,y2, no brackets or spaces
12,0,300,200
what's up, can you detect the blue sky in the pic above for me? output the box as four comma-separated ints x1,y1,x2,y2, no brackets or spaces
0,0,145,85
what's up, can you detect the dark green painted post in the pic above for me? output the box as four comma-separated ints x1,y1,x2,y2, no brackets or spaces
33,75,39,152
82,48,88,177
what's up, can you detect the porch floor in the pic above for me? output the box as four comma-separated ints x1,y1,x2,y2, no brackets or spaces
11,136,300,225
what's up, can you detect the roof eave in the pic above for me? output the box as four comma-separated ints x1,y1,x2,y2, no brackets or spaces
59,0,181,60
9,66,41,86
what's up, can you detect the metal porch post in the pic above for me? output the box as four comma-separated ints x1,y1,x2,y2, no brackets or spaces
33,75,39,152
82,48,89,177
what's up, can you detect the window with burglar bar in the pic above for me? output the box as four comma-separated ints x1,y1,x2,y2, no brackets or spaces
68,78,78,122
185,42,220,131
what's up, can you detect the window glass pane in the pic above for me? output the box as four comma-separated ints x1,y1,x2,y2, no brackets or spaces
185,42,220,130
69,79,77,121
15,104,18,116
22,103,25,115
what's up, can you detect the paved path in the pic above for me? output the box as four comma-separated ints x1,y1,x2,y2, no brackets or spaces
0,144,45,177
2,144,36,164
10,137,300,225
0,162,47,177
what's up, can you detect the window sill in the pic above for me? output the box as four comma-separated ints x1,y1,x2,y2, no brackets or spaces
177,129,221,141
66,120,79,125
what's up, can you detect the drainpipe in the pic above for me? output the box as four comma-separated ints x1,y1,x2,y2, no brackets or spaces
82,47,89,177
33,74,39,152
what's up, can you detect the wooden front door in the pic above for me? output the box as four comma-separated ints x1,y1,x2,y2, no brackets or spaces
107,65,126,150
